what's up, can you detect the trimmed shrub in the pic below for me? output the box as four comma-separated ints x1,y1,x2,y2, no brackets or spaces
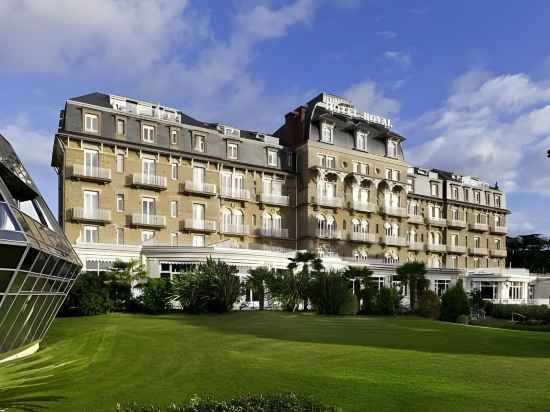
339,290,359,315
376,287,401,316
416,290,441,319
440,283,470,322
115,393,339,412
310,270,352,315
491,304,550,322
142,278,173,314
60,272,111,316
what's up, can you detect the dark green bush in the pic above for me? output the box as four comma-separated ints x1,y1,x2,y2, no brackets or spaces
440,283,470,322
491,304,550,322
172,258,240,313
338,290,359,315
142,278,173,314
116,393,339,412
456,314,469,324
60,272,112,316
375,287,401,315
309,270,352,315
416,290,441,319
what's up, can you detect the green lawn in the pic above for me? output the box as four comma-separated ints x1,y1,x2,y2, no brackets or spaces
3,312,550,412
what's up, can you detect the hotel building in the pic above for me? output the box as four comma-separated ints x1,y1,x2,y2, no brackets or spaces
51,92,541,306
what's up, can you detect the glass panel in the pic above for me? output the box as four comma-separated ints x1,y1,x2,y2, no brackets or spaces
0,270,14,293
8,272,28,293
0,244,25,269
21,248,39,271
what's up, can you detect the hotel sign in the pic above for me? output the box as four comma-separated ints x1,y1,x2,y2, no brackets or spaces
319,93,393,128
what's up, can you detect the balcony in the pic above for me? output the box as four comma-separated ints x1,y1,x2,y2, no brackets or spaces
132,173,167,190
131,213,166,228
316,194,344,209
350,232,377,243
490,249,507,257
490,224,507,235
259,193,290,206
220,187,251,201
315,229,342,240
257,228,290,239
351,200,377,213
447,219,467,229
382,236,407,246
219,223,249,235
182,219,216,232
426,216,447,227
380,205,407,218
447,245,467,254
182,181,217,196
408,242,425,251
408,214,424,224
469,247,488,256
426,243,447,253
469,222,489,232
71,165,111,183
70,207,111,224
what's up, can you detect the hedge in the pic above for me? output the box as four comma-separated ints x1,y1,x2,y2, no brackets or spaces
489,304,550,322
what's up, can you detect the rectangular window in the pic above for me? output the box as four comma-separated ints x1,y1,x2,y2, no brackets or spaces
116,154,124,173
171,162,178,180
326,156,335,169
142,197,156,216
84,113,99,133
192,235,205,247
474,191,481,204
84,149,99,175
142,158,156,177
83,191,99,214
193,203,204,223
430,183,439,197
387,140,397,157
227,143,238,159
435,280,451,297
355,130,368,151
463,188,469,202
116,194,124,212
318,154,326,168
194,134,206,152
474,237,481,248
116,119,125,136
321,123,334,143
142,124,155,143
83,225,98,243
116,228,125,245
267,149,277,166
452,186,459,200
170,200,178,218
171,130,178,145
385,169,392,180
485,192,491,205
393,170,400,181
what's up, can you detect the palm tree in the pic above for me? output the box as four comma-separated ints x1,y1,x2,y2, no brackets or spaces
343,266,373,313
246,267,272,310
396,261,428,312
104,259,148,310
287,251,324,312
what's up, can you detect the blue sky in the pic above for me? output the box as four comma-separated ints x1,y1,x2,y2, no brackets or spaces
1,0,550,235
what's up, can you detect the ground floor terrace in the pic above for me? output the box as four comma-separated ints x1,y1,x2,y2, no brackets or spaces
2,312,550,412
73,242,546,307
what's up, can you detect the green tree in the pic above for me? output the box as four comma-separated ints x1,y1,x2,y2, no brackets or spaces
343,266,374,313
396,261,429,312
440,282,471,322
60,272,111,316
246,267,272,310
172,258,240,313
309,270,353,315
416,290,441,319
506,234,550,273
142,278,173,314
104,260,148,311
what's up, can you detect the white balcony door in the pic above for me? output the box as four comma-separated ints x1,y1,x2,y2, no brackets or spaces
273,215,282,235
193,167,205,187
233,174,244,196
263,213,272,234
142,198,155,223
272,180,282,196
193,203,205,228
222,173,232,195
83,191,98,216
84,150,99,175
233,209,244,229
142,159,156,178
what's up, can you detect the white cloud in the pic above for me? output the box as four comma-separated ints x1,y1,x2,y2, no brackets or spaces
342,80,400,117
407,69,550,197
507,212,536,235
384,51,411,68
0,115,53,168
376,30,397,39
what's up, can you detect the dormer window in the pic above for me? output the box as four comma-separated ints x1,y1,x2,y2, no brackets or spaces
355,130,368,151
387,140,397,158
494,194,501,208
267,149,278,167
142,124,155,143
116,118,125,137
430,182,439,197
321,122,334,144
227,142,238,160
84,113,99,133
193,134,206,152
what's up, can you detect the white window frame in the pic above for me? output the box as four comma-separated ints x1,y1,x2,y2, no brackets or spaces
84,113,99,133
321,122,334,144
171,129,178,145
116,153,124,173
192,235,205,247
267,149,277,166
227,143,238,160
116,227,125,245
142,124,155,143
116,194,124,212
170,200,178,218
141,230,154,243
116,118,125,136
355,130,368,151
83,225,98,243
194,134,206,152
171,162,178,180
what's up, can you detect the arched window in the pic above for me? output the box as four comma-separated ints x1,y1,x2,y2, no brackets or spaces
326,215,336,236
352,218,360,233
431,255,441,268
408,229,416,243
384,222,392,236
273,214,282,233
317,214,326,234
222,208,232,228
232,209,244,228
361,220,369,233
392,223,399,237
262,213,272,234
